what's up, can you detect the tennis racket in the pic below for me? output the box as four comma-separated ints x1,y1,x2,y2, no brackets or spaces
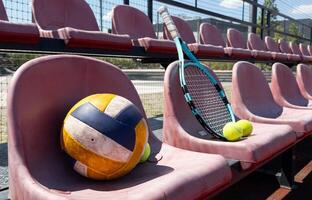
158,6,235,140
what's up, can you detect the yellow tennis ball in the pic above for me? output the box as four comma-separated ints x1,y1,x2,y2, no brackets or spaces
140,143,151,163
236,120,253,137
223,122,243,142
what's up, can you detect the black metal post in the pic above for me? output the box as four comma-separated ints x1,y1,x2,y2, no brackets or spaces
124,0,129,5
148,0,153,22
310,27,312,45
250,0,258,33
99,0,103,31
195,0,197,8
267,10,271,36
260,8,264,39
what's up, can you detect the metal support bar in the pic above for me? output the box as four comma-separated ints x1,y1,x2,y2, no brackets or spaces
251,0,258,33
124,0,129,5
99,0,103,31
148,0,153,22
260,8,264,39
266,11,271,37
276,148,296,189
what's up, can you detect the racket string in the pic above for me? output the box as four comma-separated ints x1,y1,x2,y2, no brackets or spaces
185,66,232,136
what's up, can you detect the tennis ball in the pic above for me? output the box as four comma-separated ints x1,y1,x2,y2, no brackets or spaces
223,122,243,142
236,120,253,137
140,143,151,163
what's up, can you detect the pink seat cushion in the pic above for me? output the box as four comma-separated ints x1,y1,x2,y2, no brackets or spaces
227,28,247,49
137,37,177,53
224,47,252,59
290,42,312,62
188,43,225,57
57,27,132,50
163,61,296,169
308,45,312,56
296,64,312,100
0,20,39,44
279,39,301,62
8,55,232,199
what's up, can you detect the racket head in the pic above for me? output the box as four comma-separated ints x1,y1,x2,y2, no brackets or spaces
179,61,235,139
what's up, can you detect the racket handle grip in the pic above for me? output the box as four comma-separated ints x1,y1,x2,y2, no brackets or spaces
158,6,180,39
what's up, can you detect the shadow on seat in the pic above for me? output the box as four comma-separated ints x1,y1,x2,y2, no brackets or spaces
8,55,232,200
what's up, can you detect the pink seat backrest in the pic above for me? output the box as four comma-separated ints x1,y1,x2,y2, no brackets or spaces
8,55,158,185
199,23,226,47
32,0,99,31
112,5,156,39
299,43,310,56
227,28,247,49
163,16,196,44
0,0,8,21
271,63,308,106
265,36,281,53
289,42,302,55
297,64,312,98
248,33,267,51
308,45,312,56
232,61,282,118
278,39,292,54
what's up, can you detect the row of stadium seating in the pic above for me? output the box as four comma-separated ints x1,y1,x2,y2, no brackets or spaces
8,56,312,199
1,0,311,63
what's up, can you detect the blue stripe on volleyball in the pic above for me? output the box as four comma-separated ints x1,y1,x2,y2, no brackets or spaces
114,105,142,128
71,103,135,151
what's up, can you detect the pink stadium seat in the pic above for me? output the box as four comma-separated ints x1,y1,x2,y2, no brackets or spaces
278,39,301,62
112,5,176,53
163,61,296,170
247,33,272,60
163,17,225,57
226,28,253,59
0,0,39,44
264,36,288,61
232,61,312,138
32,0,132,51
290,42,312,63
7,55,232,200
199,23,253,59
296,64,312,100
271,63,312,109
299,43,312,62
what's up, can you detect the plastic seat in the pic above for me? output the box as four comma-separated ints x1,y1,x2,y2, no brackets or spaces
232,61,312,138
163,61,296,170
271,62,312,109
199,23,253,59
278,39,301,62
8,55,232,200
296,63,312,100
112,5,176,53
0,0,39,44
226,28,253,59
264,36,288,61
290,42,312,63
163,17,225,57
247,33,272,60
32,0,132,51
299,43,312,63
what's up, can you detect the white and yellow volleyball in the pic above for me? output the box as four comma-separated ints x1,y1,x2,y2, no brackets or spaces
61,94,149,180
